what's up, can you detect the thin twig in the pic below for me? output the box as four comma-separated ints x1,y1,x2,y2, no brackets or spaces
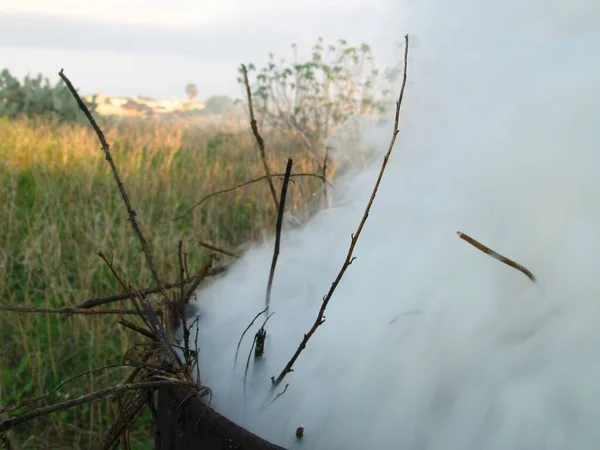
456,231,536,282
265,158,293,311
322,146,330,207
97,251,152,333
182,255,216,303
243,336,257,402
269,383,289,406
241,64,279,210
172,173,333,222
0,305,147,315
75,268,226,310
243,313,274,398
197,240,239,258
270,34,411,391
253,312,275,359
0,380,197,433
0,362,169,415
59,70,172,333
178,241,186,302
117,318,158,341
100,391,146,450
234,307,268,370
178,241,193,367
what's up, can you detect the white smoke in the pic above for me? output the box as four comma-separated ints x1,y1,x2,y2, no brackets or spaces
187,1,600,448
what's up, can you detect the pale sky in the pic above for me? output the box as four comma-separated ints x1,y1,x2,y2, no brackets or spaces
2,0,599,101
0,0,398,100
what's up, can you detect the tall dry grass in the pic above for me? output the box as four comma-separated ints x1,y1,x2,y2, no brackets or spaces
0,116,333,449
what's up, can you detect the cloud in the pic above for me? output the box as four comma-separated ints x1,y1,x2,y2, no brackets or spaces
0,4,389,58
0,3,399,98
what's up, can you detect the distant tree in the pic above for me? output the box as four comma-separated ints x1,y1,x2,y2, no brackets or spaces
0,68,97,123
203,95,234,115
185,83,198,102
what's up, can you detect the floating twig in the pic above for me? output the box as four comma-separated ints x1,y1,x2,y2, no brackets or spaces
456,231,536,282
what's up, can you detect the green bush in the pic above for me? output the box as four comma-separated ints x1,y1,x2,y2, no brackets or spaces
0,68,98,123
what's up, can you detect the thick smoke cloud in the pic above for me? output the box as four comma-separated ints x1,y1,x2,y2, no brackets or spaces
187,1,600,448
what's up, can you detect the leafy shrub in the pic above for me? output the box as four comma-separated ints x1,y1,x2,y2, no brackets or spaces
238,37,402,155
0,68,98,123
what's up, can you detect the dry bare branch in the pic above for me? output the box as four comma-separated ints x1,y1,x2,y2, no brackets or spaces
197,240,240,258
0,305,146,315
59,70,172,333
0,380,198,433
0,363,166,415
172,172,333,222
270,33,411,391
241,64,280,210
456,231,536,282
265,158,293,312
117,318,158,340
75,267,226,310
97,251,152,332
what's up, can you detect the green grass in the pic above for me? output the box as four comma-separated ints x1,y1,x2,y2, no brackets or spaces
0,116,333,448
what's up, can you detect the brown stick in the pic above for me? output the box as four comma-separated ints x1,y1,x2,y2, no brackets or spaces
0,305,148,315
59,70,171,329
172,173,333,222
322,146,330,207
197,240,240,259
241,64,280,210
117,318,158,340
270,34,411,391
0,380,198,433
97,250,152,333
75,268,226,310
0,363,135,415
456,231,536,282
265,158,293,311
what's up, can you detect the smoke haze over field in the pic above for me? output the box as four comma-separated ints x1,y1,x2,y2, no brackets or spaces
185,0,600,449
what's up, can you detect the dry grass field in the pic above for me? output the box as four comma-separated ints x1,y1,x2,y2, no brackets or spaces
0,116,337,448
